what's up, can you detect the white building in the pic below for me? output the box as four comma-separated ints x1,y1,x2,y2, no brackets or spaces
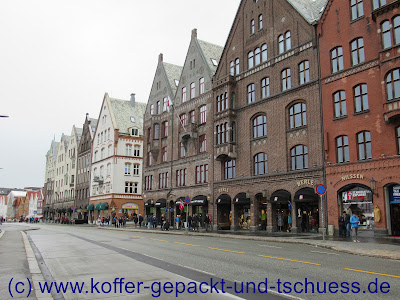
6,190,27,219
44,140,58,219
0,188,10,219
89,93,146,221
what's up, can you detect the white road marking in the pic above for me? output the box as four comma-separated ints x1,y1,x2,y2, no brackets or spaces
259,244,282,248
178,264,216,276
310,250,339,255
259,287,305,300
142,254,163,260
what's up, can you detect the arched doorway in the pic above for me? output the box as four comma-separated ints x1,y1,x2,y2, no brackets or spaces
144,200,154,217
191,195,208,227
216,194,231,230
256,192,267,231
155,199,166,225
233,192,250,230
387,183,400,236
175,197,187,225
269,190,291,232
294,188,319,233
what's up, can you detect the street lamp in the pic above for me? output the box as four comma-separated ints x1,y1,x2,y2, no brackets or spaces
370,178,379,197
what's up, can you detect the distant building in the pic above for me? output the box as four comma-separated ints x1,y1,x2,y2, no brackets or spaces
44,139,58,220
0,188,11,219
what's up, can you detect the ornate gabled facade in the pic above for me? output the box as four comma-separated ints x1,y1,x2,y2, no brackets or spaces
75,114,97,222
89,93,146,222
43,139,58,219
211,0,328,232
143,29,223,226
53,134,70,217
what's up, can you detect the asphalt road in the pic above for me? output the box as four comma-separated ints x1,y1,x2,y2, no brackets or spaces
2,223,400,299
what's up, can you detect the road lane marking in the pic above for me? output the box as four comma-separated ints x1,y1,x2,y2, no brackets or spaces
131,235,146,238
143,254,163,260
258,255,321,265
259,244,282,249
150,238,168,242
178,264,216,276
344,268,400,278
258,287,305,300
175,242,200,247
208,247,245,254
310,250,339,255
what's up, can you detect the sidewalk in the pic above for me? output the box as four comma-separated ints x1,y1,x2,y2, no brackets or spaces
93,225,400,261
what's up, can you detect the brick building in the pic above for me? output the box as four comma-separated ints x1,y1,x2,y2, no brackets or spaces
318,0,400,236
211,0,328,232
143,29,223,226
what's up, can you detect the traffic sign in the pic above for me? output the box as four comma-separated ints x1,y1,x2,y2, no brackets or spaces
185,197,191,204
316,184,326,196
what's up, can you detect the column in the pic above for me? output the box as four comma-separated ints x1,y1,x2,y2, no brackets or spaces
266,202,273,232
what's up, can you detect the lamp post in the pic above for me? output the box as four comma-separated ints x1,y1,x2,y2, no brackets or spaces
370,178,378,197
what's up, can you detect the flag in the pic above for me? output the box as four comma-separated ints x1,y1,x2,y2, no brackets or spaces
179,200,184,211
166,96,173,112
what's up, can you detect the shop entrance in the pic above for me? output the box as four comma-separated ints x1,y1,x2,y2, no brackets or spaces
256,193,268,231
155,199,166,225
389,184,400,236
191,196,208,227
233,193,250,230
269,190,291,232
144,200,154,217
294,188,319,233
217,194,231,230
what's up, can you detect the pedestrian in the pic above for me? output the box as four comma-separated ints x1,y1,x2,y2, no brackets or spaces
204,214,210,232
338,212,345,237
139,214,143,228
193,214,199,232
350,213,360,242
148,215,152,229
134,215,138,228
161,215,165,231
344,211,351,237
176,215,180,230
261,210,267,231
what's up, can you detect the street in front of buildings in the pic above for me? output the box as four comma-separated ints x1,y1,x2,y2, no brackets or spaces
1,223,400,300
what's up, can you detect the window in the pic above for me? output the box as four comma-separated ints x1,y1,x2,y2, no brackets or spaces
373,0,386,10
278,35,284,54
299,61,310,84
217,93,228,112
235,58,240,74
251,19,255,34
254,153,268,175
189,110,195,124
176,169,187,187
278,31,291,54
285,31,291,51
199,78,205,94
131,128,139,136
382,21,392,49
159,172,169,189
162,146,168,162
386,69,400,101
261,78,270,98
253,115,267,138
350,0,364,21
217,123,228,144
190,82,195,99
199,105,207,124
125,144,132,156
334,91,347,118
162,121,168,137
394,16,400,45
248,83,255,103
357,131,372,160
224,159,236,179
259,14,263,30
336,136,350,163
351,38,365,66
144,176,153,191
255,48,261,65
354,84,369,112
156,101,161,114
163,97,168,112
179,142,186,158
282,68,291,91
182,87,187,103
125,182,137,194
147,127,151,142
248,51,254,69
291,145,309,170
153,123,160,139
179,114,187,130
331,46,344,73
133,164,139,175
101,148,104,159
199,134,206,153
230,61,235,76
125,163,131,175
133,145,140,157
106,163,111,176
196,164,209,184
289,103,307,129
147,152,153,166
261,44,267,62
150,104,154,115
396,127,400,154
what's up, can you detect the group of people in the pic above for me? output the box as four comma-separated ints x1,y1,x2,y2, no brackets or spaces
338,211,361,242
174,214,211,231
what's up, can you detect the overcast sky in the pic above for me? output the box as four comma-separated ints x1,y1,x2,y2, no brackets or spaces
0,0,241,189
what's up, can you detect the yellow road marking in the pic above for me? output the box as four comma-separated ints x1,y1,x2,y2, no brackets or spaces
132,236,146,239
119,234,128,236
150,238,168,242
208,247,244,254
258,255,321,266
175,242,200,247
344,268,400,278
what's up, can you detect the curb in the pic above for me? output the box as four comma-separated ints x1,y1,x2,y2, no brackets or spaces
96,226,400,261
0,229,5,239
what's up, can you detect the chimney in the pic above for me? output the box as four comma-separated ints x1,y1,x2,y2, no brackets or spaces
159,53,163,63
192,28,197,39
130,93,136,107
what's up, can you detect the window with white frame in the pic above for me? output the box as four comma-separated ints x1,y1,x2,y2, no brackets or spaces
126,144,132,156
281,68,291,91
125,182,138,194
190,82,195,99
199,105,207,124
133,164,139,175
125,163,131,175
199,78,205,94
299,61,310,84
182,87,187,103
134,145,140,157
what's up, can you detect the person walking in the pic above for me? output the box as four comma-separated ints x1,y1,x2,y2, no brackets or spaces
350,213,360,242
176,215,180,230
338,212,345,237
204,214,210,232
139,214,143,228
344,211,351,237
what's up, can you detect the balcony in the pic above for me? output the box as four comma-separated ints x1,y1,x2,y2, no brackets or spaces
179,123,197,142
383,100,400,123
215,143,237,161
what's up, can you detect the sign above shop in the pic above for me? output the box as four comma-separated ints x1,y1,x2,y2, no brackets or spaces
390,185,400,203
296,179,314,187
341,174,364,181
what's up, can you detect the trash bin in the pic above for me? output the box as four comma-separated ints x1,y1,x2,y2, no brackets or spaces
328,225,334,236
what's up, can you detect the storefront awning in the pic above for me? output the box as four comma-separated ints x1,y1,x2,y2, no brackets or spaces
94,203,102,210
87,203,94,211
100,202,109,210
233,193,250,205
294,188,318,203
269,190,291,203
145,200,154,207
191,195,208,206
217,194,231,205
155,199,167,208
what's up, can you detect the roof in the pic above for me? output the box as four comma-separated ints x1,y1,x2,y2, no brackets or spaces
108,97,147,135
197,39,223,74
287,0,328,24
75,127,83,137
163,62,183,96
0,188,11,196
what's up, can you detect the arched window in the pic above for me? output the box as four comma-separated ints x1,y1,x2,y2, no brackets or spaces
230,61,235,76
261,77,270,98
248,51,254,69
354,84,369,112
396,127,400,154
350,38,365,66
255,48,261,65
331,46,344,73
333,90,347,118
282,68,291,91
258,14,263,30
278,35,284,54
381,20,392,49
357,131,372,160
254,153,268,175
250,19,255,34
299,61,310,84
336,136,350,163
285,31,291,51
394,16,400,45
386,68,400,101
253,114,267,138
289,103,307,129
291,145,308,170
261,44,268,62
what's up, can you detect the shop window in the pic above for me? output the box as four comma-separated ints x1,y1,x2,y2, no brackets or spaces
357,131,372,160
